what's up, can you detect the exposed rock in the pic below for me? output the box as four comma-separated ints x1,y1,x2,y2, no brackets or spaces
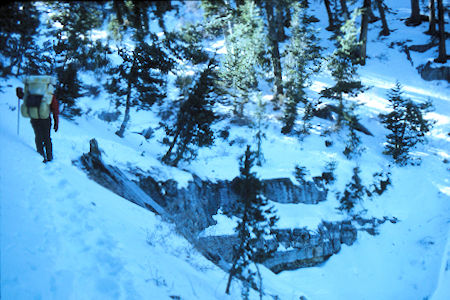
75,140,399,275
74,138,166,216
313,104,374,136
262,178,327,204
198,221,358,274
97,110,120,122
352,215,399,236
137,175,328,234
417,61,450,83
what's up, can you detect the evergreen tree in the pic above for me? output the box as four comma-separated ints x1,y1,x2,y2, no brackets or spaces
217,0,265,117
320,11,365,127
0,2,41,77
107,37,174,137
162,61,217,166
201,0,230,39
106,2,174,137
379,82,434,165
343,114,364,159
281,0,322,134
294,164,310,185
225,145,278,295
338,166,365,213
48,2,107,116
320,11,366,158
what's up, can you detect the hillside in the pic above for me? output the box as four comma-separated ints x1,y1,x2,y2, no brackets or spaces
1,0,450,299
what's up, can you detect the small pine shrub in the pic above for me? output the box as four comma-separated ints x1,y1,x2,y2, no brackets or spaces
379,82,434,165
338,167,365,213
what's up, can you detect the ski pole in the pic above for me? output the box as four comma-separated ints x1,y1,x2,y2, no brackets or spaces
17,97,20,135
16,87,23,136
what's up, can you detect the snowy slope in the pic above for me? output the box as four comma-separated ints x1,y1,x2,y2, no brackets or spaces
1,0,450,299
0,80,248,299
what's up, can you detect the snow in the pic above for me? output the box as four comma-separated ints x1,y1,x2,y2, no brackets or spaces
0,83,245,299
1,0,450,299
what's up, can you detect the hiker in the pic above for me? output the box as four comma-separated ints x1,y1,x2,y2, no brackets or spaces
16,76,59,163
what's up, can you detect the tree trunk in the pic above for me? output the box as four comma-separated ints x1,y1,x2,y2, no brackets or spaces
359,0,371,65
427,0,437,35
365,0,378,23
324,0,335,30
172,130,193,167
162,127,181,165
435,0,447,63
225,262,236,294
340,0,350,20
275,0,286,41
113,0,124,25
264,2,283,107
115,80,132,138
376,0,390,36
407,0,422,25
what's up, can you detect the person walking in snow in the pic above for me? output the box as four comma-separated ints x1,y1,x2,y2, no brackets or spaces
16,76,59,163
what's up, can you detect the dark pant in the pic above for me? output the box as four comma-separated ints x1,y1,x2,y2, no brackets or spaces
30,118,53,161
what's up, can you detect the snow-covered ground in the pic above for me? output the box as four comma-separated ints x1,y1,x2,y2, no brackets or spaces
1,0,450,299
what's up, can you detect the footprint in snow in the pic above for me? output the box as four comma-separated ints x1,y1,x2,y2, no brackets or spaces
96,277,120,298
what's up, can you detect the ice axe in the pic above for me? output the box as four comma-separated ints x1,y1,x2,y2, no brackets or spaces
16,87,24,135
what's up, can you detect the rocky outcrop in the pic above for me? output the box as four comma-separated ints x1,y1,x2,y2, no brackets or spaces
198,221,358,274
418,61,450,83
74,139,166,215
136,175,328,234
313,103,373,136
76,139,384,274
261,178,327,204
76,139,327,235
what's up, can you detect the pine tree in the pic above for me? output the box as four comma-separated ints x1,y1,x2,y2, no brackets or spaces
338,166,365,213
320,11,367,158
320,11,365,128
162,61,217,166
225,145,278,295
200,0,229,39
0,2,40,76
48,2,107,116
281,0,322,134
294,165,310,185
343,114,364,159
106,2,175,137
217,0,265,117
379,82,434,165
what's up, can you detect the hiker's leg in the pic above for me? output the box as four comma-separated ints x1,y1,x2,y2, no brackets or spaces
43,118,53,161
30,119,44,157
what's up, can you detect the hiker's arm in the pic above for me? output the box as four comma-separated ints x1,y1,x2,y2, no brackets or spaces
51,95,59,132
16,87,24,99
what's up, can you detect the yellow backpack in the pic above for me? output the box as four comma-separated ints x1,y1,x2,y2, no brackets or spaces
21,75,56,119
